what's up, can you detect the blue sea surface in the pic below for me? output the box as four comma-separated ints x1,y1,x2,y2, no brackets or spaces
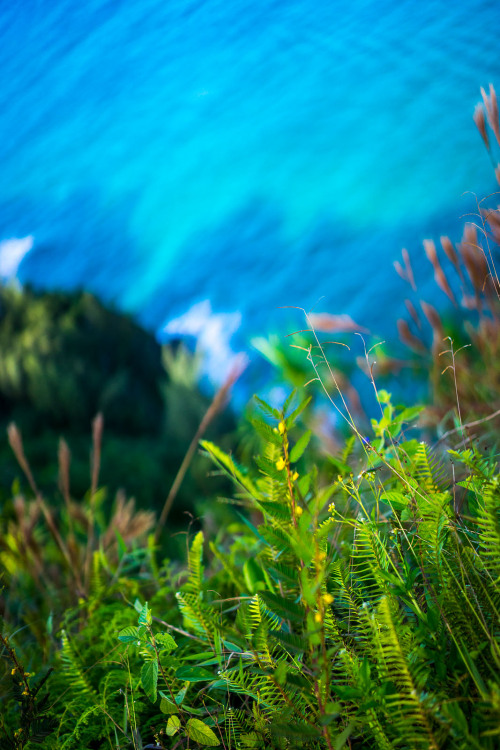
1,0,500,386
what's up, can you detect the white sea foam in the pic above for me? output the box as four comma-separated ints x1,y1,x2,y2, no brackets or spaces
0,235,34,281
163,300,247,385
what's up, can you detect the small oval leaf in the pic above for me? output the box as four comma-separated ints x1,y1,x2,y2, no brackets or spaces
166,715,181,736
186,718,220,746
117,626,139,643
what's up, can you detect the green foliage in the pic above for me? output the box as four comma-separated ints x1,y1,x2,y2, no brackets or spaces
1,366,499,749
0,285,164,434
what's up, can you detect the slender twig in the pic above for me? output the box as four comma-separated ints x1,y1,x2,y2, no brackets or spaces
434,408,500,447
155,358,246,541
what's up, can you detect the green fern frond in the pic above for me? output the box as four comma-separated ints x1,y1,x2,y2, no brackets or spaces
248,594,281,634
60,630,98,701
185,531,204,595
374,597,438,748
476,477,500,577
200,440,260,500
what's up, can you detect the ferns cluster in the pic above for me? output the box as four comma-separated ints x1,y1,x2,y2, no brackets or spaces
1,386,499,749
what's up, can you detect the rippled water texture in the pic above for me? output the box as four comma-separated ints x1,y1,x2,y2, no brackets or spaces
1,0,500,379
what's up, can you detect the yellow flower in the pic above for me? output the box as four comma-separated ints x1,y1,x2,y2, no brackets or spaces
328,502,336,514
295,506,303,517
292,471,299,481
317,551,327,562
278,421,286,434
314,612,322,624
322,593,334,605
11,667,16,676
276,458,285,471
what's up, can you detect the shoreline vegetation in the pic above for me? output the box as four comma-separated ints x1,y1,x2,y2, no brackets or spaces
0,88,499,749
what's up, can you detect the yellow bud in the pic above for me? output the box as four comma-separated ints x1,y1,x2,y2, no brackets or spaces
276,458,285,471
278,421,286,434
11,667,16,676
292,471,299,481
314,612,322,624
322,593,334,605
295,505,303,517
317,551,327,562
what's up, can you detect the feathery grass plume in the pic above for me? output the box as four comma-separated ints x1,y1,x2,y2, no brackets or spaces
473,102,490,150
7,422,38,497
440,235,460,271
85,412,104,594
458,223,489,310
482,205,500,245
423,239,457,305
393,247,416,290
90,412,104,497
7,422,78,588
397,318,426,353
404,299,421,329
421,301,444,346
480,82,500,145
58,438,71,509
102,492,155,552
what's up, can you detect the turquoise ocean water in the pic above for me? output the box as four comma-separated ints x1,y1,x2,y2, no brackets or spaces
1,0,500,385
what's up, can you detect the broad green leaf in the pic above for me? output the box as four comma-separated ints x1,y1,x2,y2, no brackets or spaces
141,660,158,703
160,697,177,714
117,626,140,643
379,491,408,510
243,558,264,594
222,640,243,653
377,389,391,404
335,723,353,750
175,665,214,682
290,430,312,463
186,718,220,746
166,715,181,736
399,405,424,423
155,632,178,651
